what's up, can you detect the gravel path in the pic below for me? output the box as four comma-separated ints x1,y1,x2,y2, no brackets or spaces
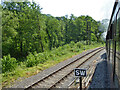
88,53,115,89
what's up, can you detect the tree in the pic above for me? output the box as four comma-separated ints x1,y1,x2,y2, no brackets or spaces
2,1,104,60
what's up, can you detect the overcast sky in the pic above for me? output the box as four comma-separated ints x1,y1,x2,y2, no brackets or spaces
1,0,115,21
29,0,115,21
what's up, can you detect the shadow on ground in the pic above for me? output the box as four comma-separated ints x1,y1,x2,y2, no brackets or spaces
88,53,114,89
101,53,107,59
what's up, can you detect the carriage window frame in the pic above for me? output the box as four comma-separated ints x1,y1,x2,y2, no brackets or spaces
116,9,120,53
115,8,120,85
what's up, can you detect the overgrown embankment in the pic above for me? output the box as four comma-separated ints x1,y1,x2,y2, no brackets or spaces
1,1,105,87
2,41,104,87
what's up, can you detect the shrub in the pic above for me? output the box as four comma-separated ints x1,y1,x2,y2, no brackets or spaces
62,44,70,49
61,51,67,55
91,41,98,45
73,48,80,52
26,52,48,67
70,41,75,48
0,59,2,74
76,42,83,48
37,53,46,63
26,53,38,67
2,54,17,73
55,51,62,56
43,52,49,60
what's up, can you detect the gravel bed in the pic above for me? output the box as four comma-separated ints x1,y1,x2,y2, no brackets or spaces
58,49,106,88
10,48,102,88
88,52,115,89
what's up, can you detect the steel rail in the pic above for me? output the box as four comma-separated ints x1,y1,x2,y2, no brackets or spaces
25,47,104,89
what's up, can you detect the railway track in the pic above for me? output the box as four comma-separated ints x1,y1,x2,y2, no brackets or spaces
68,58,98,89
51,48,105,89
24,47,104,89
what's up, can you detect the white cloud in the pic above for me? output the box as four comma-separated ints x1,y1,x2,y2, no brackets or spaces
32,0,115,21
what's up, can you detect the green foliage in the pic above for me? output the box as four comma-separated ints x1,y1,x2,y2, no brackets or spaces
26,53,36,67
76,42,83,48
62,44,70,49
70,41,75,48
1,2,106,88
2,54,17,73
2,2,103,59
0,59,2,74
1,1,104,72
91,41,97,45
26,51,49,67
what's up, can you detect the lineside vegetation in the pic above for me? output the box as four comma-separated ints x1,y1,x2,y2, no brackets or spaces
1,1,105,87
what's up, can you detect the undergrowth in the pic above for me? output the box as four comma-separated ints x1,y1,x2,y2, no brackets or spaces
1,41,104,87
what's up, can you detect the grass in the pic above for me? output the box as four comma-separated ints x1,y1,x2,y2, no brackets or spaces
1,41,105,87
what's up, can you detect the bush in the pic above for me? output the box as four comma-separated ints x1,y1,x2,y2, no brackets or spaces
55,51,62,56
26,52,48,67
70,41,75,48
43,52,49,60
62,44,70,49
91,41,97,45
76,42,83,48
0,59,2,74
61,50,67,55
26,53,38,67
37,53,46,63
2,54,17,73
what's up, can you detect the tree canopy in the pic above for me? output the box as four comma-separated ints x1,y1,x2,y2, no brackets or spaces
2,1,104,59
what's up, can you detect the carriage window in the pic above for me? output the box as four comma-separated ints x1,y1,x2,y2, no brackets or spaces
116,11,120,53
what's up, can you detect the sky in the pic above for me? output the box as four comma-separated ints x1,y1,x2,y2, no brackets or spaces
29,0,115,21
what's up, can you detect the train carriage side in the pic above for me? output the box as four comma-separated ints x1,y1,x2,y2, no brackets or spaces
106,0,120,88
116,2,120,87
